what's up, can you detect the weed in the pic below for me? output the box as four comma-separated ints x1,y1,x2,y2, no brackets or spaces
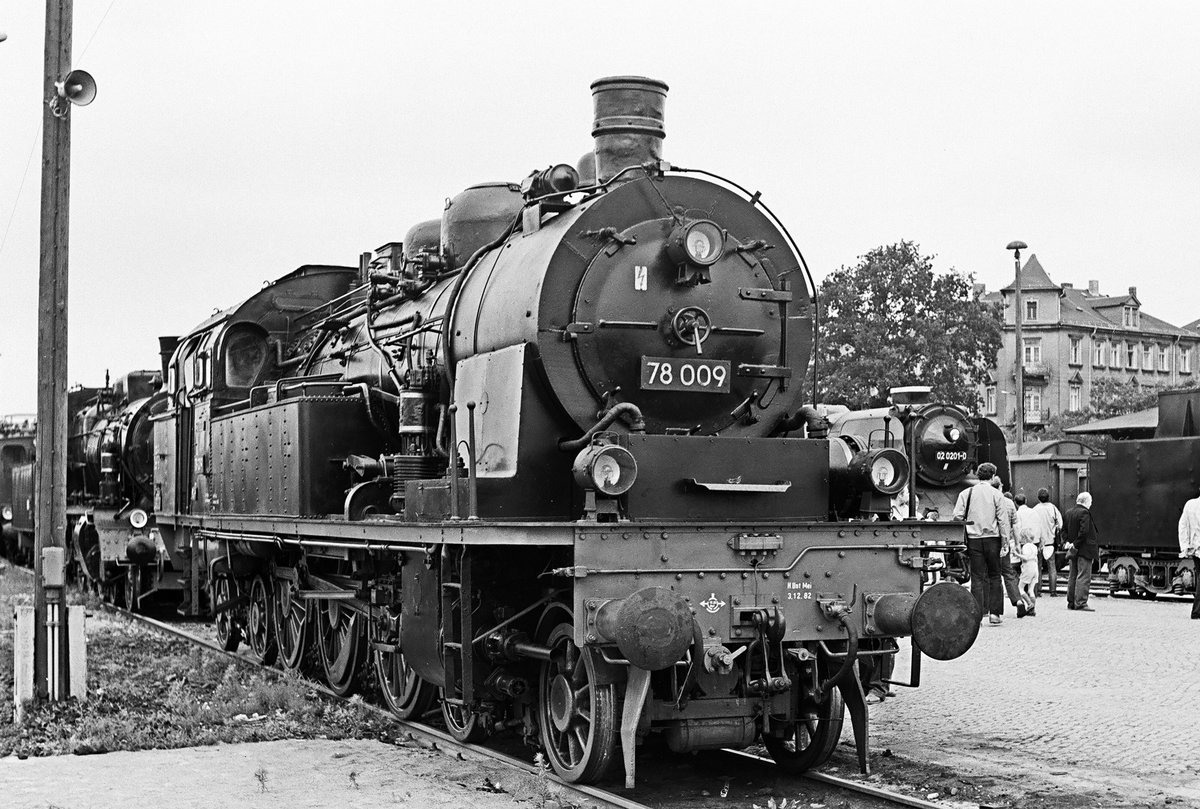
255,767,269,792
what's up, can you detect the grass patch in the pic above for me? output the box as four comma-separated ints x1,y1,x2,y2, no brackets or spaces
0,567,395,757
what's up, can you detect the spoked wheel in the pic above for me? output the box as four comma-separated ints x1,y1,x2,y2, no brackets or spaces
440,692,489,743
124,566,142,613
272,576,309,673
213,575,241,652
315,600,366,696
246,575,278,666
536,622,617,784
761,685,846,772
375,638,435,719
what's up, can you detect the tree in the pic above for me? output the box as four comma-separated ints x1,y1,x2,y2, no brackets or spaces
816,241,1002,410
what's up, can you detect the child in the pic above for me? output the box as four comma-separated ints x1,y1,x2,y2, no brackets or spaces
1018,527,1039,616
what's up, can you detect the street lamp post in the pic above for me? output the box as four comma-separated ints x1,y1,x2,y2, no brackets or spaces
1006,241,1027,454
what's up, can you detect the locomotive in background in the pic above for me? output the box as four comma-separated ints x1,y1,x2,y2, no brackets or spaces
1089,387,1200,600
1,414,36,562
4,373,180,610
15,77,984,787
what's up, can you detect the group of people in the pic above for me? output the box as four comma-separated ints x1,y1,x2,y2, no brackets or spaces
862,464,1200,705
951,463,1100,624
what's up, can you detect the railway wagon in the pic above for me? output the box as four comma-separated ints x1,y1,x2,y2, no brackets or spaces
1090,388,1200,599
145,76,981,787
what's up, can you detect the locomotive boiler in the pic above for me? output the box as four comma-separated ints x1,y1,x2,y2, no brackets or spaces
149,76,981,786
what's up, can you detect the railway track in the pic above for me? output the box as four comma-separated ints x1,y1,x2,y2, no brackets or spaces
86,592,964,809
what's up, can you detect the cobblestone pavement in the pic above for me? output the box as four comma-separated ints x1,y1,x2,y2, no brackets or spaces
864,590,1200,806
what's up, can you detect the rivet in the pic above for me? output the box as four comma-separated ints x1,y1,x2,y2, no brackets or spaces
762,572,770,579
742,572,749,579
825,571,832,578
719,572,727,580
771,596,779,604
661,532,669,540
661,554,669,562
783,572,790,579
623,533,630,540
733,628,742,636
675,573,683,580
816,625,823,632
838,551,846,558
803,571,811,578
733,597,741,605
698,572,705,579
708,627,717,636
586,634,597,642
690,608,696,615
601,534,608,541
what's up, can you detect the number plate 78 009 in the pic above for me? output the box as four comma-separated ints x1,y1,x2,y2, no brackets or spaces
640,356,731,393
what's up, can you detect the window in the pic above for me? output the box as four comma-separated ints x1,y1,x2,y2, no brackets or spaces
1159,346,1169,372
1025,300,1038,321
1023,338,1042,365
1024,389,1042,416
1144,344,1154,370
1093,341,1106,367
1183,346,1192,374
1069,383,1082,411
1070,337,1082,365
1123,306,1139,328
1111,342,1123,369
986,386,997,415
1127,343,1138,369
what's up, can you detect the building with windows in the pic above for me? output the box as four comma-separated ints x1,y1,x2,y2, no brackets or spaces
980,255,1196,429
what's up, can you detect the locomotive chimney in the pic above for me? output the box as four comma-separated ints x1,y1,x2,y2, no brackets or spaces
590,76,668,184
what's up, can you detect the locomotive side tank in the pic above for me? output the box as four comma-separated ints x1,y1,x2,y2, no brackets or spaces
149,76,981,788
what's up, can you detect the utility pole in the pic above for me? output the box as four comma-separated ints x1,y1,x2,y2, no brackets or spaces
33,0,85,702
1006,241,1027,455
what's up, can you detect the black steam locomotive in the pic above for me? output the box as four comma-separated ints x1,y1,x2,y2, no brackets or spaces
30,77,983,787
4,375,179,609
1090,388,1200,599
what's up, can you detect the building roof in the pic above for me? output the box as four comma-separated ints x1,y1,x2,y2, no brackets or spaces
1185,318,1200,334
1064,407,1158,437
1000,254,1061,292
1008,438,1100,459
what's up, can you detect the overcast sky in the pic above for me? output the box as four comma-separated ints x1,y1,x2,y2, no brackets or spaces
1,1,1198,415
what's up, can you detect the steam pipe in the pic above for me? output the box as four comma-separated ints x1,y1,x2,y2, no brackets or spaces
466,401,479,520
818,610,859,696
771,405,829,439
448,403,461,520
559,403,647,452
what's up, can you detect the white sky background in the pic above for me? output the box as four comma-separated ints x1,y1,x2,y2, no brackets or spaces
1,1,1198,414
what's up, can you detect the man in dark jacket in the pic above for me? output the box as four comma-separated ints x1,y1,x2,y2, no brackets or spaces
1063,491,1099,611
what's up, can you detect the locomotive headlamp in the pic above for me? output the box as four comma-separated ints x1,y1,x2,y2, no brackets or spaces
572,442,638,496
947,426,962,443
667,220,725,267
2,505,11,521
856,447,909,496
129,508,149,529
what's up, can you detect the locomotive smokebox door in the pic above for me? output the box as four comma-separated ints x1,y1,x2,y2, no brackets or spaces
571,216,783,436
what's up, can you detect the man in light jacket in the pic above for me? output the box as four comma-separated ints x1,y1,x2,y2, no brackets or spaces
1178,489,1200,620
952,462,1011,625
